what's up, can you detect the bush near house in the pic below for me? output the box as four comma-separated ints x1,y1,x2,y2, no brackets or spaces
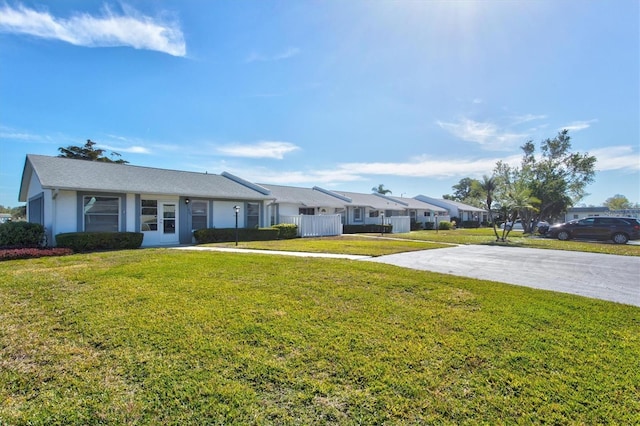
0,221,45,248
343,224,393,234
271,223,298,239
423,222,435,230
194,227,280,244
0,247,73,261
438,221,453,231
56,232,143,252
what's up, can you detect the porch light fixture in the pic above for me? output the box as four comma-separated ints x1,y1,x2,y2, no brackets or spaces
185,198,190,205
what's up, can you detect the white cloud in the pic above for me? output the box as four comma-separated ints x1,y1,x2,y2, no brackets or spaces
216,141,300,159
590,146,640,172
0,3,186,56
101,144,151,154
559,119,597,132
245,47,301,63
437,118,526,150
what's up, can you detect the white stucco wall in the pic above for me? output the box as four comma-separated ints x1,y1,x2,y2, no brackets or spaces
214,200,245,228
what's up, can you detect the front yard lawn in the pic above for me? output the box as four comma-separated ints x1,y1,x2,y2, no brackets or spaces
1,249,638,424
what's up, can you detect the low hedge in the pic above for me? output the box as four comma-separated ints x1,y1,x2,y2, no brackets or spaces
0,221,45,248
438,221,453,231
271,224,298,239
343,224,393,234
193,227,280,244
55,232,143,252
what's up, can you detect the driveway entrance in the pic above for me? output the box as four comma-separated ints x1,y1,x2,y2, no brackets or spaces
365,245,640,307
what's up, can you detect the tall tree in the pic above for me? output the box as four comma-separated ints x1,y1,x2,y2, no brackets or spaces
443,177,484,207
372,184,392,195
478,175,501,241
520,130,595,222
58,139,128,164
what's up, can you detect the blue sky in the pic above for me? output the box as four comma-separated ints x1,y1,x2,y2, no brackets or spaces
1,0,638,208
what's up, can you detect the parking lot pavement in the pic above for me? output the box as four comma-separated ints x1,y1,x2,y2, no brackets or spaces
365,245,640,307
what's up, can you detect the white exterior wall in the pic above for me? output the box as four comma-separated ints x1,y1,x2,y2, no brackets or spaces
278,203,302,216
125,193,137,232
52,191,78,242
214,200,245,228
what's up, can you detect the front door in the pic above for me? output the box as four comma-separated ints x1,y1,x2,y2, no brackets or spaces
160,202,178,244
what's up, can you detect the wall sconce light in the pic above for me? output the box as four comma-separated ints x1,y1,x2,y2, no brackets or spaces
185,198,190,205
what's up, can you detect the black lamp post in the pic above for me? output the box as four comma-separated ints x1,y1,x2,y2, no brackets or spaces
234,205,240,246
381,213,385,236
435,212,439,234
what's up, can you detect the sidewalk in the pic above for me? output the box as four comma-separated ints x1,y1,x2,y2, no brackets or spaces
170,245,371,260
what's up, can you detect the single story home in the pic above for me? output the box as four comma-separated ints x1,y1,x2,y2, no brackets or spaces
413,195,487,224
19,155,275,246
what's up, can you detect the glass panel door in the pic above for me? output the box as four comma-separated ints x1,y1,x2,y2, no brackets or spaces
163,204,176,234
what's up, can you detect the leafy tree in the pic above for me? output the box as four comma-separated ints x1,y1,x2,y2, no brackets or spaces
372,184,392,195
520,130,595,222
604,194,632,210
58,139,128,164
443,177,484,207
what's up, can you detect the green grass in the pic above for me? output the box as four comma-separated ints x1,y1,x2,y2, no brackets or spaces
209,229,640,257
208,235,451,256
1,249,638,424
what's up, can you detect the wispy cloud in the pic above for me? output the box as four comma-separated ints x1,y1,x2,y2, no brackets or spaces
216,141,300,159
245,47,301,63
559,119,597,132
590,146,640,172
0,3,186,56
437,118,526,150
101,144,151,154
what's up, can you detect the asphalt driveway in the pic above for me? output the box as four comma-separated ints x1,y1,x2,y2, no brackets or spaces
365,245,640,307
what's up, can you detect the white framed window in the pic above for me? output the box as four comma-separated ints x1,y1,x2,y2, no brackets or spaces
299,208,315,215
369,210,379,218
84,196,119,232
191,200,208,230
353,207,363,222
247,203,260,228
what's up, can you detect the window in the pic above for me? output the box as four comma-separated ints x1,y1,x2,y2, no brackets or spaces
353,207,363,222
141,199,157,231
369,210,379,218
84,196,119,232
424,211,431,217
299,207,315,215
191,200,208,230
247,203,260,228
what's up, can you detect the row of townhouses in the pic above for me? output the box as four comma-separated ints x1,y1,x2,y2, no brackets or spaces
19,155,487,247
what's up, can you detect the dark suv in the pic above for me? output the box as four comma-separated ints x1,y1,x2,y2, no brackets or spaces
547,216,640,244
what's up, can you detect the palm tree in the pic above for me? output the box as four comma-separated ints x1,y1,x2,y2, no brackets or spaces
479,175,500,241
372,184,392,195
500,183,540,241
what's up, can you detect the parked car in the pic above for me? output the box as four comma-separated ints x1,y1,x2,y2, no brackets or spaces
537,221,550,235
500,220,524,231
546,216,640,244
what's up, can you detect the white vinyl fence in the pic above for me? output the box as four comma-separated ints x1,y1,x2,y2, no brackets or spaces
280,214,343,238
386,216,410,234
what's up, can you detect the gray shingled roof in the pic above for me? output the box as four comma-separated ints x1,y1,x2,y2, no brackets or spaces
19,155,273,202
384,196,449,212
322,189,408,210
259,184,347,208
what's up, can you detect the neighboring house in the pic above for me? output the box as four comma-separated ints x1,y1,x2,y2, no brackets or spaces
413,196,487,224
315,189,407,225
258,184,347,224
19,155,274,247
0,213,11,223
564,207,640,222
381,196,449,227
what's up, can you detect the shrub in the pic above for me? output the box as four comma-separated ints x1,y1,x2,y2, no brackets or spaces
0,247,73,261
0,222,45,248
410,221,423,231
55,232,143,252
438,221,452,230
423,222,435,230
272,224,298,239
460,220,481,229
193,228,280,244
343,224,393,234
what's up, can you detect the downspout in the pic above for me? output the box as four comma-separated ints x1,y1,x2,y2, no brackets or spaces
50,188,59,247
